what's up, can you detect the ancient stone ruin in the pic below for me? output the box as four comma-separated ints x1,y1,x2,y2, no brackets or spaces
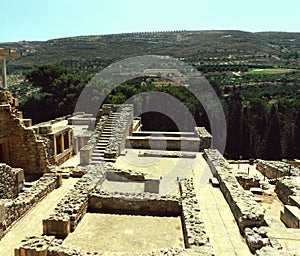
0,89,300,256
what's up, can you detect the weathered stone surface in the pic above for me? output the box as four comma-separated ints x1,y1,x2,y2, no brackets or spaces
275,177,300,204
236,173,260,190
204,149,265,233
179,178,212,252
256,246,300,256
257,160,300,179
0,90,51,173
1,173,59,239
280,204,300,228
43,164,106,236
89,189,181,215
0,164,24,199
245,227,273,253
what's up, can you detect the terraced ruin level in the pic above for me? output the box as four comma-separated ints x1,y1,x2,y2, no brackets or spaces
0,90,300,255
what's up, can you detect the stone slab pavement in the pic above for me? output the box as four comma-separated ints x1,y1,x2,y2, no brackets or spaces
193,154,252,256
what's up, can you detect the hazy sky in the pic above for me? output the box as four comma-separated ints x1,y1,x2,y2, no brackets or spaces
2,0,300,42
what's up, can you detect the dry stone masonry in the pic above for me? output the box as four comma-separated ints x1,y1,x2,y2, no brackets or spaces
43,164,106,238
89,189,181,216
0,163,24,199
0,172,60,239
179,178,212,253
204,149,265,232
0,90,51,174
257,160,300,179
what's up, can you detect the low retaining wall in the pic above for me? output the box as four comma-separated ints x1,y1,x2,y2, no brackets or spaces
236,173,260,190
257,160,300,179
0,173,60,239
89,190,181,216
275,177,300,204
16,236,207,256
0,164,24,199
179,178,212,252
43,164,106,238
204,149,265,233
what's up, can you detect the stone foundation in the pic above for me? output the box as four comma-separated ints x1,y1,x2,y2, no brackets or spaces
89,190,181,216
0,173,60,239
257,160,300,179
275,177,300,204
204,149,265,233
236,173,260,190
179,178,212,252
280,205,300,228
43,164,106,238
0,163,24,199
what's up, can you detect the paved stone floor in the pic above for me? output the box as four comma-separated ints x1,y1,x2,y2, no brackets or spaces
0,178,78,256
193,155,253,256
63,213,184,253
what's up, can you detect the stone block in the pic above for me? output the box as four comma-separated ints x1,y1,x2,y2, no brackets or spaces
0,201,5,223
15,168,25,183
22,119,32,127
250,187,263,195
38,125,53,134
144,179,160,193
289,196,300,208
209,177,220,187
43,217,70,238
80,144,94,165
56,174,62,188
280,205,300,228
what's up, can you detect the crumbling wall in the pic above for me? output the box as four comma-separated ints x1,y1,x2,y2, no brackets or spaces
0,173,60,239
275,177,300,204
89,190,181,216
179,178,212,252
43,164,106,238
204,149,265,232
0,90,51,174
256,160,300,179
0,163,24,199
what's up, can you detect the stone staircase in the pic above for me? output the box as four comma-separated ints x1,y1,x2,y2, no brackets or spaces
90,112,120,164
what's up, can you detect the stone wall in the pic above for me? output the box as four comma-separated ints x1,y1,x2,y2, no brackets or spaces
0,90,51,174
204,149,265,232
245,227,282,253
0,164,24,199
89,190,181,216
275,177,300,204
0,173,60,239
43,164,106,238
179,178,212,252
104,104,133,158
16,236,210,256
236,173,260,190
257,160,300,179
195,127,212,150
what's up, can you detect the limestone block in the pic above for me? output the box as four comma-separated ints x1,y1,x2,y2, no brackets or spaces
43,216,70,237
280,205,300,228
289,196,300,208
80,144,94,165
0,201,5,223
144,179,160,193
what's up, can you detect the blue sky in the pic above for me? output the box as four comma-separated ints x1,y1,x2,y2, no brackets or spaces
2,0,300,42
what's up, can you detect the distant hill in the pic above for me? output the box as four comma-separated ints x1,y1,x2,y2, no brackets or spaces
1,30,300,75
